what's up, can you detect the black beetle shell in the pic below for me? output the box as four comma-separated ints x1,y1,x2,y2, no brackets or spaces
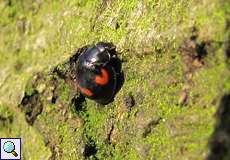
76,42,123,105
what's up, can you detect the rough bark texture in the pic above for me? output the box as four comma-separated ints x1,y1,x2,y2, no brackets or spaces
0,0,230,159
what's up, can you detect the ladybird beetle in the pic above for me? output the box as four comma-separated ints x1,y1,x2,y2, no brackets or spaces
75,42,124,105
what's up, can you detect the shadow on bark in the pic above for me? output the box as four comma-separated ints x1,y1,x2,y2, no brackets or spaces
207,94,230,160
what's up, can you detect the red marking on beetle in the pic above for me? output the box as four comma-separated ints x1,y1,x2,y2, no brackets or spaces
95,68,109,85
79,86,93,97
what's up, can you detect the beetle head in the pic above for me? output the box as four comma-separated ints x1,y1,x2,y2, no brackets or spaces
81,42,117,69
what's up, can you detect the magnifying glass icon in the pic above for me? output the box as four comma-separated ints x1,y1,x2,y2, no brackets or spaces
3,141,18,157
